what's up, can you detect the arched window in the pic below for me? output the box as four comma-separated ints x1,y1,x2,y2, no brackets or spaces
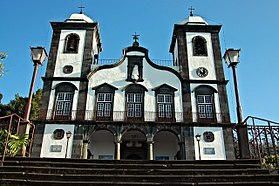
124,84,147,121
53,82,77,120
92,83,118,121
194,85,217,122
64,34,80,53
152,84,177,122
192,36,207,56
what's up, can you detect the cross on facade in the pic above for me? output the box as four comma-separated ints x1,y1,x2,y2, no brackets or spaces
132,32,140,43
78,5,85,14
188,6,195,16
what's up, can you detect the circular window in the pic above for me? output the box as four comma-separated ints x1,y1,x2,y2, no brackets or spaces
203,131,215,142
53,129,65,140
63,65,73,74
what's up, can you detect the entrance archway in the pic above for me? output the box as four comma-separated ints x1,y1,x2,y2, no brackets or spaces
154,130,179,160
121,130,147,160
89,130,114,160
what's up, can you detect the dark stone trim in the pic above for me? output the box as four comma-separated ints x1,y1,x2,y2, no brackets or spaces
192,85,218,93
53,82,78,91
217,84,231,123
182,83,192,123
39,81,52,120
33,119,234,127
184,126,195,160
45,30,61,78
51,22,98,30
151,83,178,92
42,77,88,82
122,83,148,92
170,25,222,53
76,81,88,120
211,32,230,123
92,83,118,91
223,127,235,159
184,79,229,85
81,30,94,77
211,33,225,81
174,28,190,79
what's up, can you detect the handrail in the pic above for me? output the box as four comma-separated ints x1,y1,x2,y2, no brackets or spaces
243,116,279,125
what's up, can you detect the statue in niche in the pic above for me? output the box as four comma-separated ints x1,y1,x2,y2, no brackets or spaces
126,56,144,82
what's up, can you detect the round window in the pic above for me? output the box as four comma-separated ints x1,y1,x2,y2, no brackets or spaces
63,65,73,74
203,131,215,142
53,129,65,140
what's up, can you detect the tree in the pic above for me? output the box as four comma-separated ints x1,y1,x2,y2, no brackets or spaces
0,89,42,120
0,52,7,77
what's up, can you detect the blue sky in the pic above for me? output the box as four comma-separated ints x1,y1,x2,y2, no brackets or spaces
0,0,278,122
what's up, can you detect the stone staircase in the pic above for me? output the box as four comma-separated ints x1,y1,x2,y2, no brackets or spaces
0,157,278,185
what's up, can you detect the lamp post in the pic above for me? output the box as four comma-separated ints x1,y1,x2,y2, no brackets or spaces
22,47,47,157
24,47,48,121
65,131,72,158
223,48,250,159
195,134,201,160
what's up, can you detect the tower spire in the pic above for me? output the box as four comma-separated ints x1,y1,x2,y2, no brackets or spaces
78,3,85,14
188,6,195,16
132,32,140,47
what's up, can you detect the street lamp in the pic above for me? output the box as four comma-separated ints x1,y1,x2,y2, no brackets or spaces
21,47,47,157
24,47,48,121
195,134,201,160
65,131,72,158
223,48,250,159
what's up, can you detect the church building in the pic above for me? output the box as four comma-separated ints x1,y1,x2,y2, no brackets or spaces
31,10,235,161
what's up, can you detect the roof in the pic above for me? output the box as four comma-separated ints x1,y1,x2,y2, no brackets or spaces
65,13,94,23
178,15,208,25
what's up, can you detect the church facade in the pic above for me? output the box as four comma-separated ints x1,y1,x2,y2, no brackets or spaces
31,12,235,161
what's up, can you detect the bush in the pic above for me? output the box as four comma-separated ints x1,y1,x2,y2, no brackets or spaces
0,129,29,157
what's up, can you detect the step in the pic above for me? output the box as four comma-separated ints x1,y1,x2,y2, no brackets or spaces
0,166,270,175
2,160,262,170
2,157,261,165
1,172,278,183
1,178,279,186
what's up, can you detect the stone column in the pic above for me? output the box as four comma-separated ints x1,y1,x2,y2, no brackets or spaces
82,140,89,159
115,142,121,160
179,141,186,160
147,141,154,160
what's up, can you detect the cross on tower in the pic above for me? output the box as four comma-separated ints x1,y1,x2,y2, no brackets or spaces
132,32,140,43
188,6,195,16
78,5,85,14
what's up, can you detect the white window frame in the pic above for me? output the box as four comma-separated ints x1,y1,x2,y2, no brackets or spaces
55,92,74,116
157,94,173,118
96,93,113,117
127,93,143,117
197,95,214,119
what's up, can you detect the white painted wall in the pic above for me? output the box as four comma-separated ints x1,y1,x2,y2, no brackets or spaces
53,30,86,78
193,127,226,160
46,81,80,120
190,83,222,123
186,32,217,80
89,130,115,160
173,39,179,67
40,124,75,158
153,131,179,160
87,50,183,121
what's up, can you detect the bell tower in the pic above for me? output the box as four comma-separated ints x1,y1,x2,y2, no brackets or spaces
40,12,102,120
169,10,230,123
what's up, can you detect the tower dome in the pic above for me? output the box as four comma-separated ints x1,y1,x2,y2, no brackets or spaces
179,15,208,25
65,13,94,23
